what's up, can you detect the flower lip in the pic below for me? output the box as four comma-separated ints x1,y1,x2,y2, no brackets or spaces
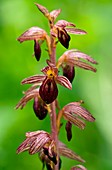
33,96,48,120
62,64,75,83
39,77,58,104
34,40,41,61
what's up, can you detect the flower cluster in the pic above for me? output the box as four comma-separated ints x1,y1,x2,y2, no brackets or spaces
16,3,97,170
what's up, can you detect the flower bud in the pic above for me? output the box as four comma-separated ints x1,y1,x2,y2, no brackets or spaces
34,40,41,61
39,77,58,104
63,65,75,83
33,97,47,120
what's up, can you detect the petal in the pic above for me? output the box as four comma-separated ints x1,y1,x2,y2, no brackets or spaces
62,59,97,72
15,88,39,109
50,9,61,21
17,131,50,154
29,133,50,154
64,102,95,122
65,28,87,35
35,3,49,17
64,49,98,64
21,75,45,84
63,111,85,129
26,130,49,138
56,75,72,90
59,142,85,163
71,165,87,170
73,60,97,72
17,27,47,43
55,20,76,28
17,137,35,154
39,78,58,104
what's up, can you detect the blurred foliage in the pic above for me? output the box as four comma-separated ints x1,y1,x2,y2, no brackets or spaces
0,0,112,170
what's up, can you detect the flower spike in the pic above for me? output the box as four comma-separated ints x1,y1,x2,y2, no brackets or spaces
16,3,97,169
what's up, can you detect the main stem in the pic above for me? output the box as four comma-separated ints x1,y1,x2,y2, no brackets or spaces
50,35,59,170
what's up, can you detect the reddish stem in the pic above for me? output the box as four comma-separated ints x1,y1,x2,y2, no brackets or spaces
50,35,59,170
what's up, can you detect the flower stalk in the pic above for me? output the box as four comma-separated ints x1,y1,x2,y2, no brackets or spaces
50,102,59,170
16,3,97,170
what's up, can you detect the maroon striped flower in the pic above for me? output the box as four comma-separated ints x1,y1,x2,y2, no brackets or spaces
57,49,98,73
17,131,84,169
22,61,72,104
51,20,87,49
16,87,48,120
17,26,51,60
57,100,95,141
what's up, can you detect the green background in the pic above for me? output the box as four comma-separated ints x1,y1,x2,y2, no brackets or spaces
0,0,112,169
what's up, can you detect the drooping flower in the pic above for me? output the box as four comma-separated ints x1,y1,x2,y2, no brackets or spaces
57,49,98,72
17,26,51,60
57,100,95,141
15,86,48,120
17,131,58,166
21,60,72,104
51,20,87,49
17,131,85,169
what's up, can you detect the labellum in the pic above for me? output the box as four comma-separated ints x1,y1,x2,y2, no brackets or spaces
45,157,62,170
65,121,72,141
57,28,70,49
33,97,48,120
63,65,75,83
43,147,57,165
34,40,41,61
39,77,58,104
46,163,53,170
